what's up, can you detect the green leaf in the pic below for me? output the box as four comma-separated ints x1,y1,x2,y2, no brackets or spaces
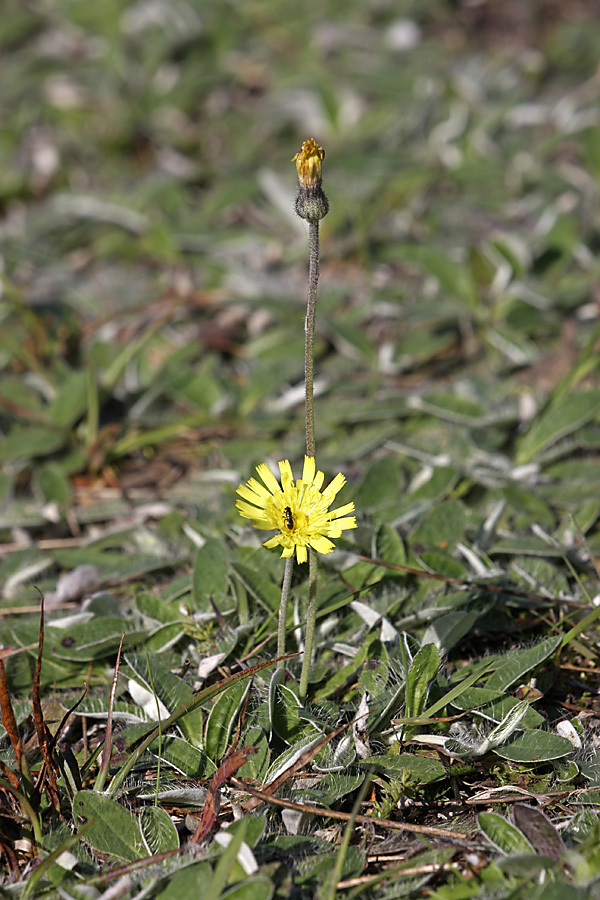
236,726,270,781
46,618,143,661
193,539,231,612
394,244,479,310
226,814,267,849
513,804,565,860
221,877,274,900
417,392,487,425
516,390,600,464
364,754,447,784
294,846,365,886
155,862,213,899
294,773,365,806
496,854,560,879
583,125,600,178
149,735,216,778
483,699,530,750
421,611,478,654
35,462,72,508
270,683,308,744
452,690,544,729
140,805,179,854
53,547,190,582
355,457,401,511
357,658,389,700
73,791,146,861
410,500,466,553
48,370,88,428
205,679,252,761
234,563,282,615
490,535,563,557
367,680,406,736
495,730,574,762
418,552,466,578
0,425,66,462
404,643,440,729
571,498,600,534
145,622,185,652
478,811,533,855
375,523,406,570
315,640,372,701
407,466,458,505
125,653,204,747
136,592,181,623
264,735,323,784
486,636,561,692
447,700,532,758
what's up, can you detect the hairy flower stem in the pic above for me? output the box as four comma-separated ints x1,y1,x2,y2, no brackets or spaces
299,221,321,701
299,547,318,702
304,221,319,459
278,556,294,666
292,138,329,702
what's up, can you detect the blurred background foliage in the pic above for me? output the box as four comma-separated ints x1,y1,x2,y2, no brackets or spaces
2,0,600,639
1,0,600,647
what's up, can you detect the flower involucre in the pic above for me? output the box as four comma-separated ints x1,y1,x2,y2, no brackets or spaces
292,138,329,223
236,456,356,564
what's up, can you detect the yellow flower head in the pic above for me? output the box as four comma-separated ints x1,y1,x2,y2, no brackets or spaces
292,138,325,188
236,456,356,564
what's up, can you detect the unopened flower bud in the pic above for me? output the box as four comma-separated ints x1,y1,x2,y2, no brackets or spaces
292,138,329,223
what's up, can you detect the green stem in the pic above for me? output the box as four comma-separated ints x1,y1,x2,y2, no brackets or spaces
299,547,318,702
560,604,600,650
299,219,321,701
278,556,294,665
304,221,319,458
320,771,373,900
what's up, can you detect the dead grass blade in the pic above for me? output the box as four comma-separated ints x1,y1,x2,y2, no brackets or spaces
95,633,125,792
32,590,60,813
0,659,28,782
190,746,258,844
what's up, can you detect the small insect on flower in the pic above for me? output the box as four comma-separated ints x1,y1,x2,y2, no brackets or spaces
236,456,357,564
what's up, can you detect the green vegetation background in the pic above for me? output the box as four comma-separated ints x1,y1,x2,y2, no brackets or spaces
2,0,600,897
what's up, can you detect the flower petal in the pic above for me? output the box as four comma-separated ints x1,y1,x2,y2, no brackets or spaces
302,455,316,485
295,544,308,564
330,502,355,519
311,470,325,492
309,535,335,554
256,463,282,495
279,459,294,492
322,473,346,501
236,484,265,505
245,477,272,499
236,500,266,519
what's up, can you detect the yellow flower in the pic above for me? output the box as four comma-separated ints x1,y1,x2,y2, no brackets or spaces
292,138,325,187
236,456,357,564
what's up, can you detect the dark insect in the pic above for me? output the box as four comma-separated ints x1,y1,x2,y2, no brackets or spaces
284,506,294,529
